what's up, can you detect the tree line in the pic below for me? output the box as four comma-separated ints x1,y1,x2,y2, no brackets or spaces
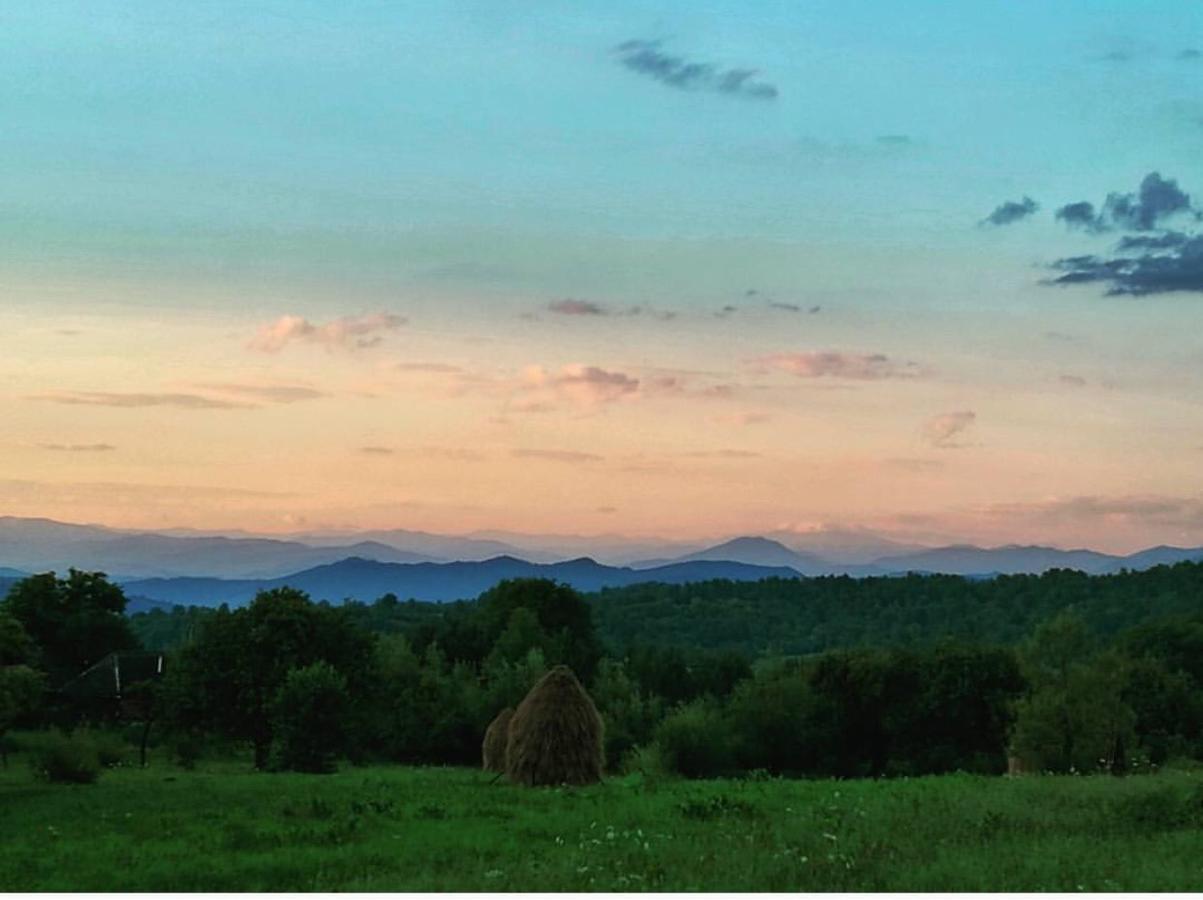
3,564,1203,779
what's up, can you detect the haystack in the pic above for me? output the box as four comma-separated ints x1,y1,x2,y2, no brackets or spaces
482,707,514,772
505,665,604,786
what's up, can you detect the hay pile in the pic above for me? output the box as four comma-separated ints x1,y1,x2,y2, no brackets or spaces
504,665,604,786
482,707,514,772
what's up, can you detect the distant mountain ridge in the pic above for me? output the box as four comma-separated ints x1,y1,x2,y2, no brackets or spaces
2,516,1202,587
121,556,803,607
632,536,839,573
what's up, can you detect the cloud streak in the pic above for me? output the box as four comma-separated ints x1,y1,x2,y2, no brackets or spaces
988,494,1203,530
250,313,406,353
1047,234,1203,295
614,39,778,101
512,448,603,463
923,410,976,448
39,443,117,452
753,351,920,380
548,299,606,316
197,384,327,404
33,391,254,410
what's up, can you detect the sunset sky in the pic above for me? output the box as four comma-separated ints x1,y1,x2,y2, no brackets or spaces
4,1,1203,552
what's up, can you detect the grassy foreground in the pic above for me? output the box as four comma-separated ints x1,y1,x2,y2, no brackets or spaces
2,759,1203,891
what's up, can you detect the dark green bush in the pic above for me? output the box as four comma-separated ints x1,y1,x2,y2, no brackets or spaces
75,728,128,767
653,699,734,778
271,661,350,774
29,732,102,784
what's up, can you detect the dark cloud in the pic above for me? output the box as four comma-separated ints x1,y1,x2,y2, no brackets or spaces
1178,48,1201,61
981,196,1039,227
1047,234,1203,295
1057,172,1196,233
614,39,778,101
1055,200,1099,230
875,134,913,147
1042,174,1203,295
1115,231,1190,252
715,305,739,318
769,301,802,312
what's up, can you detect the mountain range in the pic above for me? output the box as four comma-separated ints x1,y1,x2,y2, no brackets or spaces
121,556,802,607
2,517,1202,608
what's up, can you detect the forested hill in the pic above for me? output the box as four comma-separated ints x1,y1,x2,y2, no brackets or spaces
127,560,1203,658
587,562,1203,655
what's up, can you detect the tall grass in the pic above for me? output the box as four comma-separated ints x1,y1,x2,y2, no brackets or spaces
1,750,1201,891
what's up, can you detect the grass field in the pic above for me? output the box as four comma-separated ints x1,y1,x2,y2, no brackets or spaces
3,756,1203,891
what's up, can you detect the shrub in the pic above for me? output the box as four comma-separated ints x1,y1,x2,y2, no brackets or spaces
271,661,350,774
725,666,815,774
74,728,128,767
653,699,735,779
29,731,102,784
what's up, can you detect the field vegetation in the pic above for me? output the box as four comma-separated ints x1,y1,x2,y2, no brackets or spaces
2,751,1203,892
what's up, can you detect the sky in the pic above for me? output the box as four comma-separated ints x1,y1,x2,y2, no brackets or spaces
3,1,1203,552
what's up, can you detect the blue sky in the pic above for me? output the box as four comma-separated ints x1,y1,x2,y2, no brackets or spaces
3,2,1203,549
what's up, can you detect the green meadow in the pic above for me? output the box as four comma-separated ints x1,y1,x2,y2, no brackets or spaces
3,757,1202,892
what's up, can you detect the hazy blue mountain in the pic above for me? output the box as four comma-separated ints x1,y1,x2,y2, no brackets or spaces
0,517,437,578
123,595,177,615
633,536,834,573
290,528,554,562
462,530,706,565
121,556,803,607
869,544,1122,576
4,516,1202,586
0,567,30,579
767,528,930,564
68,534,438,579
1107,545,1203,572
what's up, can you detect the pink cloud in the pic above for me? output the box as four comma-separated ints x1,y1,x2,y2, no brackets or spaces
250,313,406,353
518,364,640,409
753,351,919,380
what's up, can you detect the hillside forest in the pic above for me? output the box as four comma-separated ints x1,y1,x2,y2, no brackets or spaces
3,563,1203,780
